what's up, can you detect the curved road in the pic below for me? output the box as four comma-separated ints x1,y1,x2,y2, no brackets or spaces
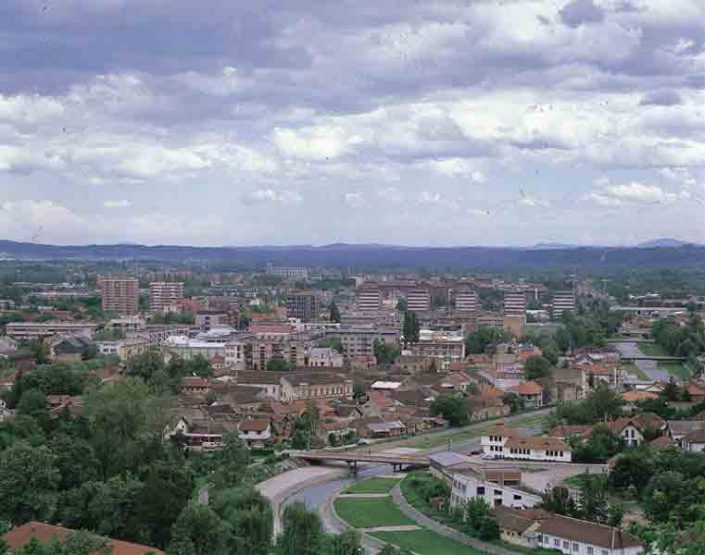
257,408,552,551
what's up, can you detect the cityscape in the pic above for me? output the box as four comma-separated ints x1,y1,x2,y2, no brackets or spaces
2,1,705,555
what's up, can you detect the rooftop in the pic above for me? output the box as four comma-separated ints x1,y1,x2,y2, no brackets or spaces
536,514,642,550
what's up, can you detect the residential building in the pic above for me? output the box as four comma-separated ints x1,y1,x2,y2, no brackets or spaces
165,336,228,360
6,321,98,340
224,340,248,371
481,424,572,462
329,326,399,360
454,287,479,312
286,291,319,322
97,337,151,360
503,292,527,316
232,370,353,402
509,381,544,408
535,513,642,555
107,316,146,334
407,329,466,368
238,419,272,447
552,291,576,320
406,288,431,312
450,470,541,510
307,347,344,367
265,263,308,278
476,311,505,328
99,277,139,314
3,522,163,555
195,311,230,331
51,336,93,362
248,337,305,370
682,428,705,453
140,325,191,347
356,284,382,313
149,281,184,311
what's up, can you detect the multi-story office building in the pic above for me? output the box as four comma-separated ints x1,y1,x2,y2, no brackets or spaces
265,263,308,278
552,291,576,320
356,284,382,313
503,292,527,316
99,277,139,314
408,329,466,366
149,281,184,311
286,291,319,322
406,288,431,312
455,287,479,312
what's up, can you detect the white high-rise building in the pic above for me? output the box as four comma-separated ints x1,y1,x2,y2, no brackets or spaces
356,285,382,313
503,292,527,316
552,291,576,319
149,281,184,311
455,288,479,312
406,288,431,312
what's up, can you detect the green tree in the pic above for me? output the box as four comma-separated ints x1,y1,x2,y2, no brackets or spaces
524,355,552,380
395,297,407,312
329,301,341,324
402,311,419,344
16,389,50,430
209,434,251,489
266,358,293,372
323,530,361,555
609,451,654,494
465,326,510,354
577,473,609,523
430,394,469,427
211,487,273,555
135,461,194,548
372,339,400,366
0,442,59,524
275,502,324,555
169,503,229,555
49,434,100,491
539,486,579,517
572,425,622,463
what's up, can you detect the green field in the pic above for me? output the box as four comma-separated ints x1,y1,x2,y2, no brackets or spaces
343,477,400,494
660,362,691,380
334,497,414,528
638,343,669,357
372,529,484,555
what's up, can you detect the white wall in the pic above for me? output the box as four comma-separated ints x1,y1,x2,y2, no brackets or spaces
538,533,641,555
450,473,540,510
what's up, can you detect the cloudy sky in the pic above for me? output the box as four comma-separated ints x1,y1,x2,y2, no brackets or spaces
0,0,704,246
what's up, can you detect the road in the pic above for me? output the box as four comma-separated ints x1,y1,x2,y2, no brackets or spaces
613,341,670,382
257,407,552,550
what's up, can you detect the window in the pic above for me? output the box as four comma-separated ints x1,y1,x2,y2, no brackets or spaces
477,486,485,495
564,540,569,549
554,539,560,547
602,551,608,555
573,543,579,552
587,548,593,555
513,494,522,500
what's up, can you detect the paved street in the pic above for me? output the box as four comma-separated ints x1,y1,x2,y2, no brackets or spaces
613,341,670,381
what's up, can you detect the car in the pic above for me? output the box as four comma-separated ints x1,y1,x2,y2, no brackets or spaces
357,438,371,446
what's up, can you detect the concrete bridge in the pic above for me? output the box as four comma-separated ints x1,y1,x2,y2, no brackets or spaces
618,355,686,362
292,451,430,473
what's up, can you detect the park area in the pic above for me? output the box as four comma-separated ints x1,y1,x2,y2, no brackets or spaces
372,529,484,555
342,477,400,494
334,497,414,529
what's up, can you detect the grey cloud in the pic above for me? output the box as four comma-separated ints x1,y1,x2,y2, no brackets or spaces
559,0,604,28
640,90,683,106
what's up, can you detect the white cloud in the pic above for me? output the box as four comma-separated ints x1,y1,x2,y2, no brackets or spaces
605,182,678,203
427,158,487,183
102,199,131,208
241,188,303,205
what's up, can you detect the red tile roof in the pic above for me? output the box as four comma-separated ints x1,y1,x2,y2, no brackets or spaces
238,419,270,432
512,381,543,395
4,522,163,555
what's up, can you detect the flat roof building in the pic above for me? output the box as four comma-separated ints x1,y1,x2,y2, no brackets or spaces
406,288,431,313
99,277,139,315
149,281,184,311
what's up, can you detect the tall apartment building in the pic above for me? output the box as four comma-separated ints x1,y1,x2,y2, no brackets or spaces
503,292,527,316
455,288,479,312
99,277,139,314
329,326,399,360
149,281,184,311
286,291,319,322
552,291,576,320
406,288,431,312
356,284,382,313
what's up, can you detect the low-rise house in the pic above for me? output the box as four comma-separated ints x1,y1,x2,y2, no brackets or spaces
606,413,666,447
231,370,353,402
356,417,406,438
667,420,705,444
682,428,705,453
180,377,212,396
237,418,272,447
97,337,151,360
685,381,705,404
3,521,163,555
509,380,544,408
51,336,93,362
482,423,572,462
534,513,642,555
450,469,541,510
170,416,239,448
492,506,549,548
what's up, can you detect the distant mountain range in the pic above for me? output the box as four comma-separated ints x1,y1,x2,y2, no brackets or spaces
0,239,702,272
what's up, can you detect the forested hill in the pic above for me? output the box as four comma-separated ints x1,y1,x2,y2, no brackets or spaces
0,240,703,272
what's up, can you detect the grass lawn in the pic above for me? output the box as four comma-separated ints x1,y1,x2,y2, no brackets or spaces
660,362,691,380
372,529,484,555
638,342,669,357
334,497,415,528
343,477,400,494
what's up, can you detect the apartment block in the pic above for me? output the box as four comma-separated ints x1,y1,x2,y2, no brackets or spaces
286,291,319,322
552,291,576,320
329,326,399,360
6,322,99,341
503,291,527,316
455,287,479,312
356,284,382,313
99,277,139,314
406,288,431,312
149,281,184,311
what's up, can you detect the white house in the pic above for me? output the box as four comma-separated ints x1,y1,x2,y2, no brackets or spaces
535,513,642,555
450,471,541,510
237,418,272,447
682,428,705,454
481,424,572,462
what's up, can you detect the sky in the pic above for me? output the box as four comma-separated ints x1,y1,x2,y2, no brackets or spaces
0,0,704,247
